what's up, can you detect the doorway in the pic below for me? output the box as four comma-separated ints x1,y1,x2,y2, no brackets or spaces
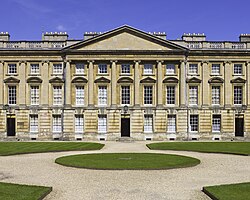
235,116,244,137
121,118,130,137
7,116,16,136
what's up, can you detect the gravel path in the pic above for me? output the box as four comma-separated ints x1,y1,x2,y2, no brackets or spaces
0,141,250,200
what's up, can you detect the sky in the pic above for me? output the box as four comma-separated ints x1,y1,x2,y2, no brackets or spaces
1,0,249,41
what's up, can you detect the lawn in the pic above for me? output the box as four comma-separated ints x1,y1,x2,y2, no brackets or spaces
55,153,200,170
0,142,104,156
203,182,250,200
0,182,52,200
147,142,250,155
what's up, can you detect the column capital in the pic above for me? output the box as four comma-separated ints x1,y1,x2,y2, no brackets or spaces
63,60,71,64
224,61,232,65
201,60,209,65
245,61,250,65
18,60,27,64
133,60,141,64
110,60,118,64
179,60,187,64
156,60,164,64
41,60,50,64
87,60,95,64
0,61,4,64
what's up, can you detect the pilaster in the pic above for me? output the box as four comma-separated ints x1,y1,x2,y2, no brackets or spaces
41,61,49,106
65,61,71,106
157,61,163,106
202,61,209,106
224,61,232,107
0,61,4,105
18,61,26,106
111,60,117,106
247,61,250,106
180,60,186,106
134,60,140,106
88,60,94,107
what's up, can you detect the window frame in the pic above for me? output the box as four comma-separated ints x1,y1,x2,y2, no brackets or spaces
98,85,107,106
30,85,39,105
75,114,84,133
233,64,243,75
75,63,85,74
121,85,130,105
166,85,175,105
53,85,62,105
121,64,130,74
30,114,38,133
166,64,175,75
98,114,107,133
53,63,63,74
211,86,220,105
75,86,84,106
143,64,153,75
8,64,17,74
212,115,221,132
8,85,17,105
98,64,108,74
189,85,198,105
211,64,220,75
167,115,176,133
233,85,243,105
30,64,40,74
190,114,199,132
144,85,153,105
144,114,153,133
189,64,198,75
52,115,62,133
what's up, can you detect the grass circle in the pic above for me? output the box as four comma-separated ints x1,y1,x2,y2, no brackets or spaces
55,153,200,170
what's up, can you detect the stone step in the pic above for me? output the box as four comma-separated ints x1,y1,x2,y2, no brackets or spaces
115,137,135,143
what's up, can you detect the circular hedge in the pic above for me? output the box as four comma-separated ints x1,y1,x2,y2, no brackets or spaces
55,153,200,170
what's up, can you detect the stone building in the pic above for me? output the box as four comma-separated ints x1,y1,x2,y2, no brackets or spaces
0,25,250,141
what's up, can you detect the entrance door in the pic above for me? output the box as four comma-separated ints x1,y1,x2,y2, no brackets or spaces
7,117,16,136
121,118,130,137
235,117,244,137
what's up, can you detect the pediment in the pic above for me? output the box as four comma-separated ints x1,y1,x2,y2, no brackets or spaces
140,77,156,83
208,77,224,84
163,77,179,83
49,77,64,84
230,77,246,83
94,77,110,83
65,25,187,51
117,77,133,83
72,77,88,83
4,77,20,84
27,77,43,84
186,77,202,83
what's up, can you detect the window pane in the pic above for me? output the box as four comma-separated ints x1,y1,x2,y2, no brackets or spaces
190,115,198,132
121,64,130,74
144,64,153,74
144,115,153,132
211,64,220,74
75,115,84,133
53,64,63,74
30,64,39,74
167,115,176,132
121,86,130,105
75,86,84,105
189,86,198,105
8,64,17,74
75,63,84,74
30,115,38,133
53,115,62,132
212,86,220,105
53,86,62,105
189,64,198,74
98,115,107,133
166,64,175,74
31,86,39,105
234,86,242,105
98,86,107,105
144,86,153,105
98,64,107,74
8,86,16,105
166,86,175,105
212,115,221,132
234,64,242,75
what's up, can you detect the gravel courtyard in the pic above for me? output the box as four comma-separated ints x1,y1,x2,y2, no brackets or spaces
0,141,250,200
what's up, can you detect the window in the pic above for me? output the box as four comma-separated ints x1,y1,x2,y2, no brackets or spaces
212,86,220,105
75,115,84,133
98,115,107,133
53,64,63,74
121,86,130,105
212,115,221,132
8,64,17,74
30,86,39,105
75,63,85,74
30,64,39,74
189,86,198,105
144,86,153,105
144,64,153,74
167,115,176,132
189,64,198,74
144,115,153,133
98,64,107,74
190,115,198,132
53,86,62,105
166,64,175,74
8,86,16,105
98,86,107,105
166,86,175,105
121,64,130,74
53,115,62,133
211,64,220,75
30,115,38,133
234,86,242,105
75,86,84,105
234,64,242,75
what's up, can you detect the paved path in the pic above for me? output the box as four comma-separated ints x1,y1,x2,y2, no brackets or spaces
0,141,250,200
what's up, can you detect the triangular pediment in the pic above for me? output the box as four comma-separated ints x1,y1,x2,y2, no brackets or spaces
230,77,246,83
27,77,43,84
94,77,110,83
186,77,202,83
49,77,64,84
208,77,224,84
140,77,156,83
4,77,20,84
65,25,187,51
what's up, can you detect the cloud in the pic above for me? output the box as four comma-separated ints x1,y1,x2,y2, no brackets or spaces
10,0,52,13
56,25,66,31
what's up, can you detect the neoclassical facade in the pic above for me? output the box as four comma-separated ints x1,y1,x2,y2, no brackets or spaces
0,25,250,141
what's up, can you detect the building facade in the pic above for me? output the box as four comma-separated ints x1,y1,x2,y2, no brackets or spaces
0,25,250,141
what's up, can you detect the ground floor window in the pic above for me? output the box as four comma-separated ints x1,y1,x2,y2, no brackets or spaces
98,114,107,133
53,115,62,133
212,115,221,132
30,115,38,133
190,115,198,132
75,115,84,133
144,114,153,133
167,115,176,132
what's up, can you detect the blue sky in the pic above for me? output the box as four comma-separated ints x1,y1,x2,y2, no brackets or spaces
1,0,249,41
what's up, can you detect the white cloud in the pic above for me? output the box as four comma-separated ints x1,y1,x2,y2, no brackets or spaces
56,25,66,31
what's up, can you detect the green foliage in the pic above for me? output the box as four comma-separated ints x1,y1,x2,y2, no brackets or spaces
0,142,104,156
55,153,200,170
203,182,250,200
147,142,250,155
0,182,52,200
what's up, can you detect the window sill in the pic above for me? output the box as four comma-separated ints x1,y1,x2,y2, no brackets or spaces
6,74,18,76
232,74,244,76
165,73,177,76
28,74,41,76
210,74,222,76
142,73,155,76
73,73,86,76
119,73,132,76
97,73,109,76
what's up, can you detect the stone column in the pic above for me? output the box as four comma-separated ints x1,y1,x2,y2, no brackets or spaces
180,61,186,106
157,61,163,106
88,61,94,106
0,61,4,105
247,62,250,106
41,61,49,106
19,61,26,106
111,61,117,106
65,61,71,106
134,61,140,106
202,61,209,106
224,61,232,107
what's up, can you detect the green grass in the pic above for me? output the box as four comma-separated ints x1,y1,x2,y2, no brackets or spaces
147,142,250,156
0,182,52,200
0,142,104,156
55,153,200,170
203,182,250,200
